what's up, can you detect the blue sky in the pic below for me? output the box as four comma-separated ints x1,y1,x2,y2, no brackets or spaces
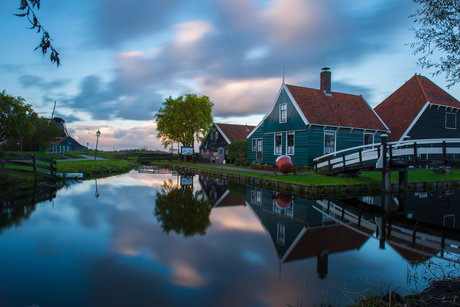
1,0,459,151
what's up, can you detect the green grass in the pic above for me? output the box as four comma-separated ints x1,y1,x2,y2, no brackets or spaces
156,162,460,186
56,159,137,177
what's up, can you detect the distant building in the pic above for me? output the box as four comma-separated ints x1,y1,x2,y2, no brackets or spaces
51,117,87,152
374,74,460,142
247,68,388,166
199,123,255,163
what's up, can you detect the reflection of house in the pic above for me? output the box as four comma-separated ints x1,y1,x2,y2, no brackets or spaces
247,68,388,166
199,123,255,163
51,117,87,152
245,185,372,279
198,176,246,208
374,75,460,142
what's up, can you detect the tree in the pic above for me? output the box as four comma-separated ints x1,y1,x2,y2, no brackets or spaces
410,0,460,87
227,141,247,163
153,179,212,237
154,94,214,151
15,0,60,66
0,90,35,145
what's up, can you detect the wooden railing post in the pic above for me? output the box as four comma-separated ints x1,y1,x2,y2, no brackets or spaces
413,142,418,163
359,148,363,166
442,141,447,164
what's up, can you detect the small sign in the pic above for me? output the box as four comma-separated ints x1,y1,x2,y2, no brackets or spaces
181,147,194,156
180,176,193,186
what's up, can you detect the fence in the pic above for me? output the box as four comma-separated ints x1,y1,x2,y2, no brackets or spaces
0,150,56,180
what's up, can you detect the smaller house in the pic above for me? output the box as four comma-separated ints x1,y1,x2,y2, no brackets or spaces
199,123,255,163
374,74,460,142
51,117,87,152
51,135,87,152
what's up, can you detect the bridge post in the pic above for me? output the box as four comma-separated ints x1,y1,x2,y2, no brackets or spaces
380,135,391,193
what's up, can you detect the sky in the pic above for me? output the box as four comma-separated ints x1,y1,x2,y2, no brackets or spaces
1,0,460,151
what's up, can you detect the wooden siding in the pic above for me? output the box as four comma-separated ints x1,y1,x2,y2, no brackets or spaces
200,125,229,151
263,88,307,133
408,106,460,140
247,122,265,162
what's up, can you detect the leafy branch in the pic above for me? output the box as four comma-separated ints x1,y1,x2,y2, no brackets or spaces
409,0,460,88
15,0,60,67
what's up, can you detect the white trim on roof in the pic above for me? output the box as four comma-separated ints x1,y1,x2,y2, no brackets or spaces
361,94,390,132
399,101,430,142
285,84,310,126
214,123,232,144
246,83,309,139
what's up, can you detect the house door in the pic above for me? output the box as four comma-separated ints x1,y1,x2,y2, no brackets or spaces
218,148,225,163
256,139,263,163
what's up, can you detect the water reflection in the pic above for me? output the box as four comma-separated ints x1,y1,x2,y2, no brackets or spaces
154,176,212,237
0,185,59,234
1,170,459,307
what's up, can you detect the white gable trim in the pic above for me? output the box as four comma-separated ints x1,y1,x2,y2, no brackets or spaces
246,83,309,139
361,94,390,132
285,85,310,125
214,123,232,144
399,101,430,142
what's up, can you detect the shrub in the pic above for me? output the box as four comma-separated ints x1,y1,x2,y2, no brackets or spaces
243,159,252,167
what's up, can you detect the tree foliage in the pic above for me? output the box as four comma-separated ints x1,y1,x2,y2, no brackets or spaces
0,90,35,144
153,179,212,237
227,141,247,161
154,94,214,150
15,0,60,66
410,0,460,87
0,90,61,151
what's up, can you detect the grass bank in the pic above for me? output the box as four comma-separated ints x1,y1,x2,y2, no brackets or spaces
155,161,460,186
0,151,138,189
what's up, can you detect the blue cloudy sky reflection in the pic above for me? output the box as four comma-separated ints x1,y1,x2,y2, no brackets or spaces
1,0,459,150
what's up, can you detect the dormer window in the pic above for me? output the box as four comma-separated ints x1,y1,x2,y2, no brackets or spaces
280,103,287,123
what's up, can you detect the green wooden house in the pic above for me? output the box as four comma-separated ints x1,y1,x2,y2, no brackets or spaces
247,68,389,166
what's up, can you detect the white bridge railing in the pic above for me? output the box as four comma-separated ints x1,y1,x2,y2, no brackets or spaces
314,138,460,172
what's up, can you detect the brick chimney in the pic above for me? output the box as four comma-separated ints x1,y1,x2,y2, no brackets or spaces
320,67,331,94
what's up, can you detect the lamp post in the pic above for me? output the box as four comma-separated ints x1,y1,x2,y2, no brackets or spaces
94,130,101,160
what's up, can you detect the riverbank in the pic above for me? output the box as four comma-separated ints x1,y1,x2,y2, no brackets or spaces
0,151,138,189
152,161,460,198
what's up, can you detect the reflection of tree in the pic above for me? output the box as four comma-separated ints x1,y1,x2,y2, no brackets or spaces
0,206,36,234
154,179,212,237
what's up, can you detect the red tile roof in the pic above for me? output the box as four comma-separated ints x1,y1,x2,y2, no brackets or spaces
216,123,255,142
51,136,68,145
286,84,387,131
374,75,460,142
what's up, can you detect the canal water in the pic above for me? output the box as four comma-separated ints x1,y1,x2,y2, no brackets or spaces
0,169,459,307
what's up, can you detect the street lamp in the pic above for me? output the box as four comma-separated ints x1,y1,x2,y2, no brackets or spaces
94,130,101,160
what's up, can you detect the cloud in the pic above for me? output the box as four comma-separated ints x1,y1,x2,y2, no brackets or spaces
18,75,70,91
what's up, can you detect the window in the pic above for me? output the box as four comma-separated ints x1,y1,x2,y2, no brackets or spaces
446,112,456,129
252,138,257,151
324,131,336,154
287,132,295,155
279,103,287,123
364,133,374,150
277,224,285,245
274,133,282,154
251,188,262,204
211,128,217,144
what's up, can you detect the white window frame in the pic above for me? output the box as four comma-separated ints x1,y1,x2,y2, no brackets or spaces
324,131,336,154
252,138,257,151
286,131,295,155
363,133,374,151
274,133,282,155
277,224,285,246
279,103,287,123
446,112,457,129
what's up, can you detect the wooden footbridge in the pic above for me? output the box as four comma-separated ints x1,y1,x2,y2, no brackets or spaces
314,136,460,192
